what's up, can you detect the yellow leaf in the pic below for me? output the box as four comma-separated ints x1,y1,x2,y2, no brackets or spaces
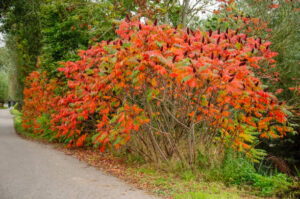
151,78,157,87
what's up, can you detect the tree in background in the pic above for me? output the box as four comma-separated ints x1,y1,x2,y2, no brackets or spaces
38,0,137,76
0,71,8,104
130,0,219,27
0,0,42,99
0,0,139,83
0,47,19,102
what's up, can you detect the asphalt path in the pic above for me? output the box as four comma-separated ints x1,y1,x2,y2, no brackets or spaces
0,109,157,199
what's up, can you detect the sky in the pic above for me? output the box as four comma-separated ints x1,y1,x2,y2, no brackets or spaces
0,21,4,47
0,33,4,47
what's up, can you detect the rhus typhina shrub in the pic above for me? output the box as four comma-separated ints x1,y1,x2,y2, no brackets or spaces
51,17,291,166
22,71,58,135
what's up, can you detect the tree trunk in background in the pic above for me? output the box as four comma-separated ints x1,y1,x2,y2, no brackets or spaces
181,0,190,27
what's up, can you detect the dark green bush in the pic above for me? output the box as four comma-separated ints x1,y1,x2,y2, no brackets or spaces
221,152,292,196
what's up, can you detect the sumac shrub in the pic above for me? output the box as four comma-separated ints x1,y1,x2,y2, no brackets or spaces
22,71,58,135
24,17,292,167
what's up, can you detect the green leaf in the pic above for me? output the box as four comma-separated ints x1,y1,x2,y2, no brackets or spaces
155,41,163,47
109,115,118,124
122,42,132,48
92,133,100,142
182,75,192,83
147,89,153,102
130,69,139,78
85,69,93,75
77,116,84,121
235,42,242,50
113,136,121,145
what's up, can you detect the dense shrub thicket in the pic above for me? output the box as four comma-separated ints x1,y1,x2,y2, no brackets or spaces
22,71,58,134
22,18,292,167
2,0,298,173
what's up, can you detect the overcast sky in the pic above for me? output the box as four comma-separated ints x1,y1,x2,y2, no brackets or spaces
0,33,4,47
0,21,4,47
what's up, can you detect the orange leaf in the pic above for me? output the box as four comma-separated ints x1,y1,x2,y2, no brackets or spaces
76,134,87,147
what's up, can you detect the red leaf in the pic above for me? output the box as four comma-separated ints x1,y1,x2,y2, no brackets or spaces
76,134,87,147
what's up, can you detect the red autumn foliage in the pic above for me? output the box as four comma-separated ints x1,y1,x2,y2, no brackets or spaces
23,18,291,164
22,71,58,134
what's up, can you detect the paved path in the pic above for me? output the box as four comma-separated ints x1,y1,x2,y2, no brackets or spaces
0,109,157,199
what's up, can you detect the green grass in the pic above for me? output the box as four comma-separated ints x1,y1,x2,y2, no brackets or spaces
174,191,241,199
10,108,43,140
122,150,299,198
10,108,24,134
124,164,259,199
